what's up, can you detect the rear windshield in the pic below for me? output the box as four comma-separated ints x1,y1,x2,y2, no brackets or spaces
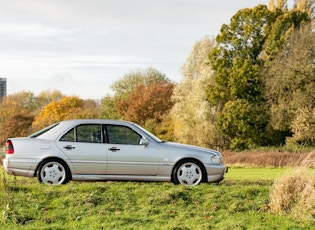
29,123,60,138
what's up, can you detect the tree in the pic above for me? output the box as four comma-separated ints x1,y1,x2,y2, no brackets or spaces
218,99,268,150
208,4,310,149
0,91,37,144
208,5,274,149
263,7,310,59
171,37,223,148
36,90,64,109
32,96,98,130
264,23,315,145
116,80,174,128
99,67,170,120
111,67,170,100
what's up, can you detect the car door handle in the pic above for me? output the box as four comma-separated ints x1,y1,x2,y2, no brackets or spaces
63,145,75,150
108,147,120,151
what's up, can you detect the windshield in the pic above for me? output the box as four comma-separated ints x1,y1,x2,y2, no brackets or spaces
133,123,163,143
29,123,60,138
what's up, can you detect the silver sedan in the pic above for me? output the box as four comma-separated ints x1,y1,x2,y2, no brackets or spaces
3,119,227,186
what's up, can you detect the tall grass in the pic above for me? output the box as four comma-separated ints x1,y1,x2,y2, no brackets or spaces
269,151,315,222
223,151,310,167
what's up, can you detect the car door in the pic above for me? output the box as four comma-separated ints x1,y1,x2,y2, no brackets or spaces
105,124,159,175
56,124,107,175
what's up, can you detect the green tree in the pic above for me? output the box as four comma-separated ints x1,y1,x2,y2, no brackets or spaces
208,4,310,149
208,5,274,149
263,8,310,59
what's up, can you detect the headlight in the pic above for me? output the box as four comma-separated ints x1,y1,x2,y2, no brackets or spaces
211,155,222,164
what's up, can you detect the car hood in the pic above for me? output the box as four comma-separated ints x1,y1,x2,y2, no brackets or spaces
159,141,221,156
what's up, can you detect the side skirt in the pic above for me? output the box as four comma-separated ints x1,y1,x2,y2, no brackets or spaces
71,174,171,182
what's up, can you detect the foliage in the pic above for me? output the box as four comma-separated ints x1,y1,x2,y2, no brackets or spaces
263,9,310,59
99,67,170,120
111,67,170,100
0,92,38,143
171,37,223,148
115,81,174,127
264,23,315,145
218,99,268,150
32,96,99,130
208,5,274,150
99,67,174,139
286,106,315,146
36,90,65,110
0,167,314,229
99,95,119,119
208,4,311,150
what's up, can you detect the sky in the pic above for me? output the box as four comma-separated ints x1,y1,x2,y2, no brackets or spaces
0,0,291,100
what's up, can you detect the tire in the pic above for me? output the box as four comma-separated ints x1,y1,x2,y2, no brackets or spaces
37,158,71,185
173,159,205,186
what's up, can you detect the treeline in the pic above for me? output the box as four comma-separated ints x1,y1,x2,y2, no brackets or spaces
0,1,314,151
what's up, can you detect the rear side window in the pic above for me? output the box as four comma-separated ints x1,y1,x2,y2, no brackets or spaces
60,128,75,142
60,124,102,143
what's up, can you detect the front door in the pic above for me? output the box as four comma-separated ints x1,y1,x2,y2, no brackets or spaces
105,124,159,175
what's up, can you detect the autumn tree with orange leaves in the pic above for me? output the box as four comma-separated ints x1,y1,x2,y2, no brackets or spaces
116,80,175,127
32,96,99,131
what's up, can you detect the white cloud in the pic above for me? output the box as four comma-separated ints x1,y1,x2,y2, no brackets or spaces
0,0,273,99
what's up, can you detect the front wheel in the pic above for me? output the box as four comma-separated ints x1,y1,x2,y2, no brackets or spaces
173,160,205,186
37,159,71,185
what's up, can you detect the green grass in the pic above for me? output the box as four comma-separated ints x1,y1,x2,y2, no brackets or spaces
225,167,289,181
0,168,313,229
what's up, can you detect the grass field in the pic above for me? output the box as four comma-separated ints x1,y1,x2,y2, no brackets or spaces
0,167,313,230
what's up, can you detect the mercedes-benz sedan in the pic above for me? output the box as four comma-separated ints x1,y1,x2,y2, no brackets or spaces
3,119,227,186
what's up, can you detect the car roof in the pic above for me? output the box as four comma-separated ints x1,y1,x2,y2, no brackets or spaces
33,119,136,140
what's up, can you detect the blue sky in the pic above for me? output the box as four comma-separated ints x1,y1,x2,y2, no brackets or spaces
0,0,288,100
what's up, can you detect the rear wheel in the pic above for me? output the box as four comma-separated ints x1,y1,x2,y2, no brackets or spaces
173,159,205,186
37,159,70,185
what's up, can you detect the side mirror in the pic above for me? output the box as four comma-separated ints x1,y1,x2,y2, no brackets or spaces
139,138,149,146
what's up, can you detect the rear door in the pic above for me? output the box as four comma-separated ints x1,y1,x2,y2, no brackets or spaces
56,124,107,174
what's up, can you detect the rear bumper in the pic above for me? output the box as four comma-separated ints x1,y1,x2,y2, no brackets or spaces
3,158,36,177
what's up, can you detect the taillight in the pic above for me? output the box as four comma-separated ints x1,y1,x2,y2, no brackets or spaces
6,140,14,154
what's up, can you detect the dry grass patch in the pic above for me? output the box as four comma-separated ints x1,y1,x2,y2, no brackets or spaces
222,151,310,167
269,152,315,221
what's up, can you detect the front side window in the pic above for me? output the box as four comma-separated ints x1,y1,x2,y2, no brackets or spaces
60,124,102,143
106,125,141,145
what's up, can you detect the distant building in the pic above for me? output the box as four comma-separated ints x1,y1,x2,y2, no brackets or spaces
0,78,7,101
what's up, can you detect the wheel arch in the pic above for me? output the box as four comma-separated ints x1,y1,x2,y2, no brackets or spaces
171,157,208,184
35,157,72,180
